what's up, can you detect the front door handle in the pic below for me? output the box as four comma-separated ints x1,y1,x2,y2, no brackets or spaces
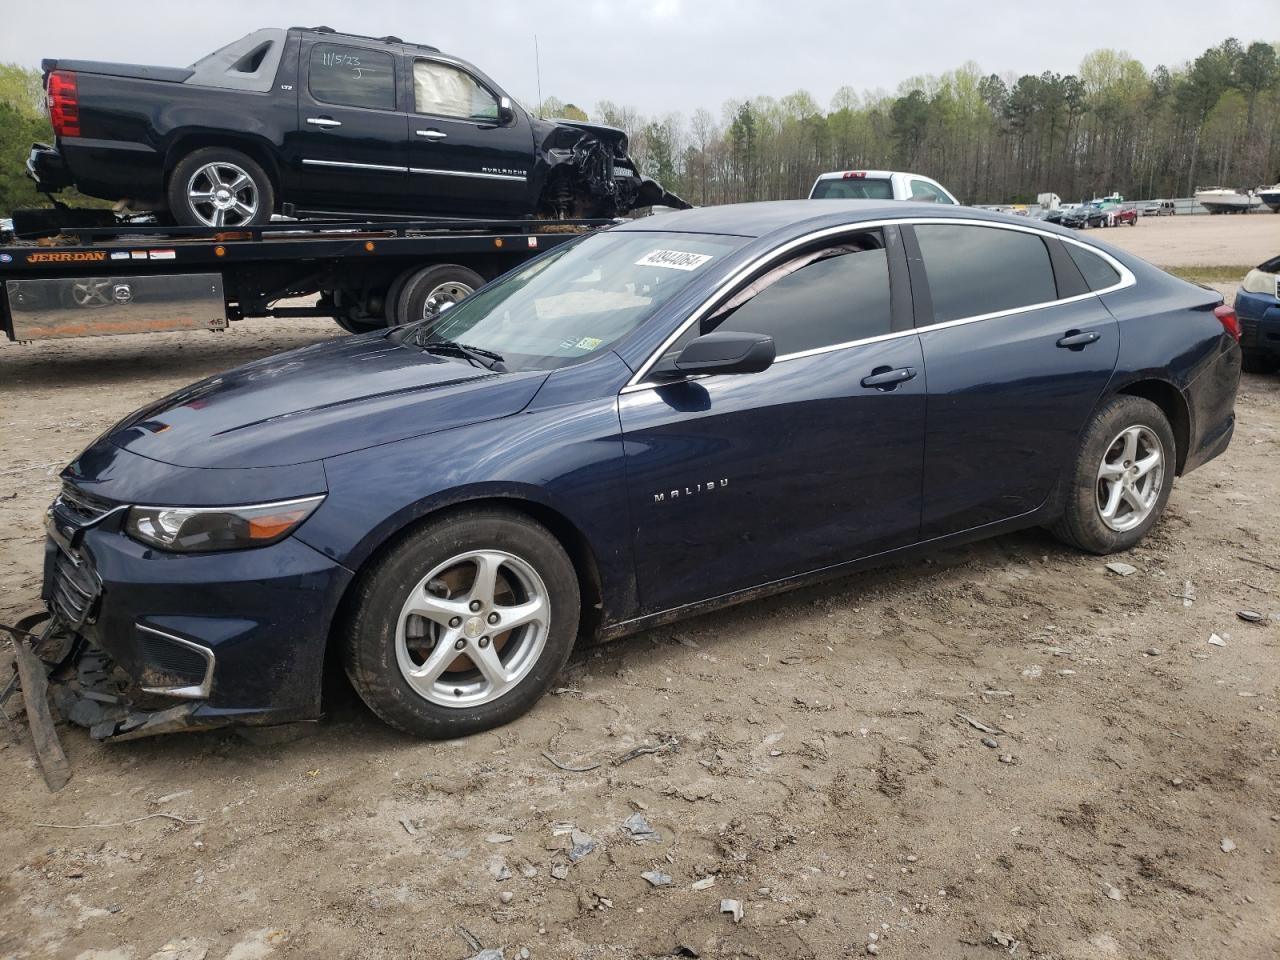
861,366,917,390
306,117,342,128
416,129,448,140
1056,330,1101,349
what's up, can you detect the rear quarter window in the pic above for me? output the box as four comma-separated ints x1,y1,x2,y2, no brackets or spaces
914,224,1058,322
1065,243,1122,292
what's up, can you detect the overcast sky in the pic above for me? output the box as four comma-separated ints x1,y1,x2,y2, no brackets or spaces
1,0,1273,117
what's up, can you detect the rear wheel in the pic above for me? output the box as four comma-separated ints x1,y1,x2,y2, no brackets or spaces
168,147,273,228
1050,395,1176,554
391,264,485,326
342,509,580,738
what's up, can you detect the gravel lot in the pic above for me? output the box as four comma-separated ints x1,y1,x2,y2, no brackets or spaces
0,215,1277,960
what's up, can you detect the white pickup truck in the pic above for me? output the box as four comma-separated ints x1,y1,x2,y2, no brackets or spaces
808,169,959,204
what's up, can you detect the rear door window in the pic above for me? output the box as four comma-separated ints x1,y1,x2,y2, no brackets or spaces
308,43,396,110
914,224,1058,322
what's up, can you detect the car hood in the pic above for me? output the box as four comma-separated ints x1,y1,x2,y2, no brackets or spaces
106,333,547,468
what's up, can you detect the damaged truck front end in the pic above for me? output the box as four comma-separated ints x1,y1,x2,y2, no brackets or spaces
532,119,690,219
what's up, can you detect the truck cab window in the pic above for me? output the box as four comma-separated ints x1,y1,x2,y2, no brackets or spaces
413,61,499,121
308,44,395,110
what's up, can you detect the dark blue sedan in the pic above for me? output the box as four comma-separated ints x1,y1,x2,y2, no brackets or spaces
46,201,1241,738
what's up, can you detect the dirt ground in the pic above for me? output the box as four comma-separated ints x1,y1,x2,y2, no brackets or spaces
0,216,1277,960
1073,212,1277,267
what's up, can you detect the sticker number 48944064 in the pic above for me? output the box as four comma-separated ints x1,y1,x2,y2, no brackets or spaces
635,249,713,271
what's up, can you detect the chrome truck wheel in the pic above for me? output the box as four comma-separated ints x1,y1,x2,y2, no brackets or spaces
186,162,260,228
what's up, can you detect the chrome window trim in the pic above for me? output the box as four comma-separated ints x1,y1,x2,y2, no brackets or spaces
302,158,406,173
409,167,526,182
621,216,1136,393
137,624,216,700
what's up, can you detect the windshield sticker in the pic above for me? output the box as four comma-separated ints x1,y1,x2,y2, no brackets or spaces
573,336,603,351
635,249,713,271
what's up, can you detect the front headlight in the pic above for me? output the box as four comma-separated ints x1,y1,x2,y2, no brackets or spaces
125,495,325,553
1242,268,1278,295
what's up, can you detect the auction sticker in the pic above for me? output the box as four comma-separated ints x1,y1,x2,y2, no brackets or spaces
635,249,713,271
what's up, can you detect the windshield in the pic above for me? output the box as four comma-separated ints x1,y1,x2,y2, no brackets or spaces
810,177,894,200
408,231,746,372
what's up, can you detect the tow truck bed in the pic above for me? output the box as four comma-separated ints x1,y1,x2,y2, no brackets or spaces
0,217,607,341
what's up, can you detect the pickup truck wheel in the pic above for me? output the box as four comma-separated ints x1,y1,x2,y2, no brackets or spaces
342,509,580,738
392,264,484,326
1050,395,1176,555
168,148,273,228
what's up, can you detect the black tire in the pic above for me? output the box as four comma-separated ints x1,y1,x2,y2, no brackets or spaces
1050,395,1177,555
342,508,580,738
333,315,383,335
382,267,418,326
1241,350,1279,375
167,147,274,227
393,264,485,326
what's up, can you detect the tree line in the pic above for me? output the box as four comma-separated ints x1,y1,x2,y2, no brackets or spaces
1,37,1276,217
551,37,1279,206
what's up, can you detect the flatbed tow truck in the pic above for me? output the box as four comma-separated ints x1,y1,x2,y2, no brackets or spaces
0,215,608,343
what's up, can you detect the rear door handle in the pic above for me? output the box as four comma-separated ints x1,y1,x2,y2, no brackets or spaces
306,117,342,128
416,129,448,140
1056,330,1101,349
861,366,917,390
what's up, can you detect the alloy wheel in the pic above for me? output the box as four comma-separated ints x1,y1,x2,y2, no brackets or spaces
186,162,259,228
394,549,550,708
1096,424,1164,532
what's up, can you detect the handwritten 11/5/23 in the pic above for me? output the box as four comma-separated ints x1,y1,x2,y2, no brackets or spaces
319,50,383,80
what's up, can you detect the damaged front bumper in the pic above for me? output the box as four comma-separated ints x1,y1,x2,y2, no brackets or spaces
2,612,215,793
0,479,355,788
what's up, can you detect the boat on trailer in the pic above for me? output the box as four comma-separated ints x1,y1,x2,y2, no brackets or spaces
1194,187,1264,214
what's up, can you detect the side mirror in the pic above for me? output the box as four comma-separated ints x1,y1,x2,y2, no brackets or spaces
666,330,775,377
497,97,516,125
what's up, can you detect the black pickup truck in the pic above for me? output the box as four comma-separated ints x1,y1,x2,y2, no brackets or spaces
28,26,686,227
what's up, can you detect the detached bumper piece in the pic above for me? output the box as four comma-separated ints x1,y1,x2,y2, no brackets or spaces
3,614,223,792
50,642,205,742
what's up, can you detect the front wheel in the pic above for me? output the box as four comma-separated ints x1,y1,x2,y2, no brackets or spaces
1050,395,1176,554
342,509,580,738
168,147,273,228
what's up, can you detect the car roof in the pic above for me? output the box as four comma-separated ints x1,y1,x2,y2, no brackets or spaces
615,199,1066,240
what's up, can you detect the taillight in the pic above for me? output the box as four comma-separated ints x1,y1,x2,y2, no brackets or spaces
1214,304,1241,342
47,70,80,138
